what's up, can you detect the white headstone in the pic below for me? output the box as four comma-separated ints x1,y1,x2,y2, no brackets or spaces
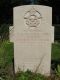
10,5,54,76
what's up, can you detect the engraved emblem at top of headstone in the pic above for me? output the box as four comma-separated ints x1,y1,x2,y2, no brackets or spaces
24,7,42,27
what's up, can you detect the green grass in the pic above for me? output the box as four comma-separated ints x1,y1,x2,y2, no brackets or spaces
15,70,46,80
0,41,14,67
0,41,14,80
52,42,60,60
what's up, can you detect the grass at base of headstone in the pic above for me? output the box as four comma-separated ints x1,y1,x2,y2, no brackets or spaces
15,70,47,80
0,40,14,80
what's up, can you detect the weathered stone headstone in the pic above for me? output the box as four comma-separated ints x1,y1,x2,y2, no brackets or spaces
10,5,54,76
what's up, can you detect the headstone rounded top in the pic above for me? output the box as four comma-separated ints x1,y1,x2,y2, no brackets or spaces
14,5,52,25
14,5,52,9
